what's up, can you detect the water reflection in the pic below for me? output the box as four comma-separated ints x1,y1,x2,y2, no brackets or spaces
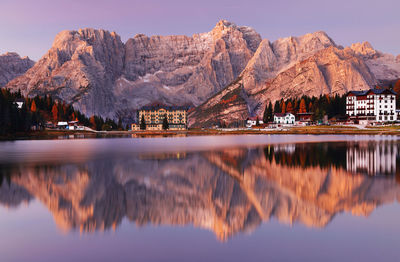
346,141,399,176
1,139,400,241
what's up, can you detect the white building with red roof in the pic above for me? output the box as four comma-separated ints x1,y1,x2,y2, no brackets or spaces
273,113,295,125
346,88,397,123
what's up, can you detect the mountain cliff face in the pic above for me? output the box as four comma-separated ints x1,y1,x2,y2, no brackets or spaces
6,20,261,118
0,52,34,87
5,29,125,117
350,41,400,82
3,21,399,123
189,40,377,127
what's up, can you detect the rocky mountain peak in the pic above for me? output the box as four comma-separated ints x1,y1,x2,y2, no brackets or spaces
350,41,379,59
0,52,35,87
6,22,262,119
210,20,262,52
210,20,236,38
214,19,237,30
189,37,376,127
348,42,400,82
5,28,125,117
308,31,335,45
271,31,336,63
3,22,399,124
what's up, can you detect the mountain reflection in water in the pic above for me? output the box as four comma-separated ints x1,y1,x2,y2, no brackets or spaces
1,139,400,241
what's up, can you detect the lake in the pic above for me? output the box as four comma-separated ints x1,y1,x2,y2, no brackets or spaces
0,135,399,262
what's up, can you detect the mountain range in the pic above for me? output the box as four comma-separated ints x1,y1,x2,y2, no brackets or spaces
1,20,399,126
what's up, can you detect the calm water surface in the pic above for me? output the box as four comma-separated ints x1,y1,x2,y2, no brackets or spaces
0,135,399,262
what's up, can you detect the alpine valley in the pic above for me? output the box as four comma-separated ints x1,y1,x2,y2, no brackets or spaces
1,20,400,127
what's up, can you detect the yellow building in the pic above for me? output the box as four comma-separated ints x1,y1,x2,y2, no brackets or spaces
137,104,188,131
130,123,140,131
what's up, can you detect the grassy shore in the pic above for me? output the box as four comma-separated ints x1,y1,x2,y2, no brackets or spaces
2,125,400,140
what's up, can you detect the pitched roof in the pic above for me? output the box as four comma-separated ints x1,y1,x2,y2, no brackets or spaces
247,116,262,121
274,113,294,117
140,102,190,111
348,88,396,96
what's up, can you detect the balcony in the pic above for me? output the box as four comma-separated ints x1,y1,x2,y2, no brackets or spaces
379,112,395,116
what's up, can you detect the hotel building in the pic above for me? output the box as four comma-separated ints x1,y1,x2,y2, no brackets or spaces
137,103,188,130
346,88,397,123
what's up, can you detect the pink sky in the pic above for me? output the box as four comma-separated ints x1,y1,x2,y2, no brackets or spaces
0,0,399,60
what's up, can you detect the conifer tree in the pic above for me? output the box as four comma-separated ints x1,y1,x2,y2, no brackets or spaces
263,102,273,123
51,104,58,122
299,98,306,113
273,101,281,114
266,102,273,122
162,114,169,130
286,101,293,113
30,100,37,112
308,102,313,112
140,114,146,130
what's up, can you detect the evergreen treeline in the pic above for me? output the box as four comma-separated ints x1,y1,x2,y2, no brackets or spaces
264,143,347,169
263,94,346,123
0,89,123,136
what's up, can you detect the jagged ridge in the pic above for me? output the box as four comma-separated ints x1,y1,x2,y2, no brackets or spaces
0,52,34,87
2,21,399,124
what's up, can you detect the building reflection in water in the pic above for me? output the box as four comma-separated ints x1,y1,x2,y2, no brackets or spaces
346,141,399,176
1,140,400,241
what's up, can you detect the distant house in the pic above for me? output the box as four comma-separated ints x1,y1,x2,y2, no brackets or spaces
14,98,25,109
297,112,313,124
57,122,68,129
131,123,140,131
45,121,55,129
246,116,263,128
67,121,79,130
274,113,295,125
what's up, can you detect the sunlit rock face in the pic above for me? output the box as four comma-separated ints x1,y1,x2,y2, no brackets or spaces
188,32,397,128
189,45,377,127
0,52,34,87
3,21,399,124
6,21,261,119
121,20,261,109
1,142,400,241
5,29,125,117
350,42,400,82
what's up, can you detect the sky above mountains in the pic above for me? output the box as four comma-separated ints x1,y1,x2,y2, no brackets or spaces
1,0,399,61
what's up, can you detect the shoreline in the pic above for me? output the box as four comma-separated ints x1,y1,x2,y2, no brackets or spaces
2,125,400,140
